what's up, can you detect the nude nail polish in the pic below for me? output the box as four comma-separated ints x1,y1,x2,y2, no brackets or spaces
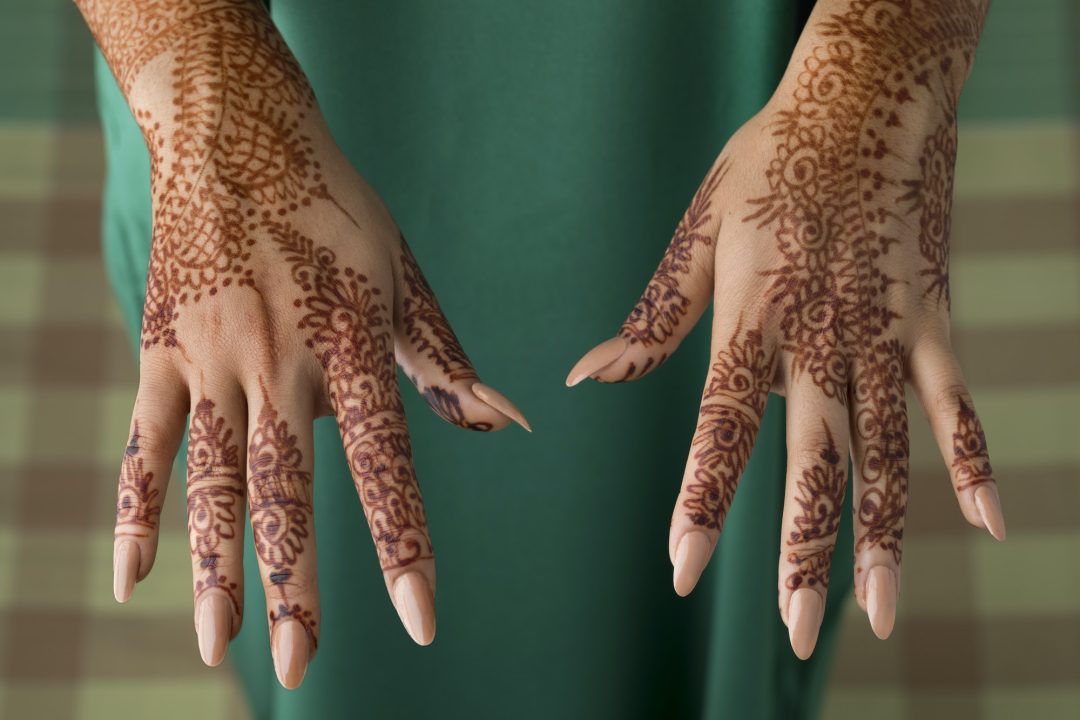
866,565,897,640
471,383,532,432
788,588,824,660
565,337,628,387
974,485,1007,541
271,619,309,689
672,532,711,597
113,540,139,604
196,593,232,667
393,572,436,646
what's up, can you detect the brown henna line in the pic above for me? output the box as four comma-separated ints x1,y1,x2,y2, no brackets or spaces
187,398,244,613
116,423,163,540
785,422,845,591
268,222,432,570
621,160,729,348
683,320,775,530
419,384,494,432
951,395,993,491
248,383,318,647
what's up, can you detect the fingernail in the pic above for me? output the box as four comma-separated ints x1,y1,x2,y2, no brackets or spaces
787,588,824,660
471,383,532,432
196,593,232,667
866,566,897,640
393,572,436,645
271,619,309,689
565,337,628,387
113,540,139,603
672,532,711,597
974,485,1006,541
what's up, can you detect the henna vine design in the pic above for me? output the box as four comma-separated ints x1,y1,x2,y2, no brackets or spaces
951,395,993,491
248,385,317,647
785,423,845,591
740,0,984,564
269,222,432,570
116,425,162,540
187,398,244,613
621,160,729,352
684,321,776,529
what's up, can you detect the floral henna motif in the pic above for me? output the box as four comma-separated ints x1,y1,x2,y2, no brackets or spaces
270,223,432,569
248,386,317,646
743,1,984,564
951,395,993,491
621,160,729,348
420,385,494,432
785,423,845,591
187,398,244,612
684,321,776,529
116,425,163,540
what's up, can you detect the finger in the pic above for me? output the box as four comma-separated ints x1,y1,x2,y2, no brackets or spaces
186,379,247,667
566,159,730,386
777,376,849,660
393,238,530,432
114,363,187,603
246,377,318,690
909,338,1004,540
849,341,909,640
669,316,777,597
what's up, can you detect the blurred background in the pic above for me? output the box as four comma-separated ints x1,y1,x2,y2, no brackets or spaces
0,1,1076,718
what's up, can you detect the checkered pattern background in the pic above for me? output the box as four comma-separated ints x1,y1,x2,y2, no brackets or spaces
0,1,1076,719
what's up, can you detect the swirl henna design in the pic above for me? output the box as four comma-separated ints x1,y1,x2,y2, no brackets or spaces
269,222,432,570
951,395,994,491
116,425,163,540
187,398,245,613
248,385,318,648
683,321,776,530
784,423,845,591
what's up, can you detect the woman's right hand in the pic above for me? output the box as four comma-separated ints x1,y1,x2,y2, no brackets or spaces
79,0,529,689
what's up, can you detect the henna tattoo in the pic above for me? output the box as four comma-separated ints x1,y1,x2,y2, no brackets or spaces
621,160,729,348
270,223,432,570
248,386,317,647
115,425,162,539
951,395,993,491
785,423,845,591
187,398,244,612
684,321,776,529
741,1,984,564
420,385,494,432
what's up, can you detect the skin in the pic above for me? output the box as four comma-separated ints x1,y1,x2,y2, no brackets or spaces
77,0,530,689
568,0,1005,660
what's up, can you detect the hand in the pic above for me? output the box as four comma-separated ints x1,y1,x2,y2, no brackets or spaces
85,0,529,689
566,0,1002,659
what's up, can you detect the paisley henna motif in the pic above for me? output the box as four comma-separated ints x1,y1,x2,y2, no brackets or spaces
115,425,162,540
785,423,845,591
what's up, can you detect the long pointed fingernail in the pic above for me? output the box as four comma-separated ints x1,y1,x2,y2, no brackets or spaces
866,565,897,640
113,540,139,603
196,592,232,667
788,588,824,659
974,485,1006,541
471,383,532,432
271,619,309,689
672,531,711,597
393,572,436,645
565,337,628,387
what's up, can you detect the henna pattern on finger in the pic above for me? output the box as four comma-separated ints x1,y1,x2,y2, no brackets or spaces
684,321,776,529
116,425,163,540
621,160,729,349
785,423,845,591
248,386,318,647
419,385,494,432
187,398,245,613
269,223,433,570
951,395,993,491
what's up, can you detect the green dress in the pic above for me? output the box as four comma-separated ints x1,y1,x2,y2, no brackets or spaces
95,1,853,717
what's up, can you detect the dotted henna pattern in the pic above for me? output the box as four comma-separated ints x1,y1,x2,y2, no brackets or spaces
248,385,318,647
115,425,163,540
187,398,244,613
784,423,845,591
269,222,432,570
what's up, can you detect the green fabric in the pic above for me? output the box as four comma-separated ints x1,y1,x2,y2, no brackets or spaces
94,1,852,717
